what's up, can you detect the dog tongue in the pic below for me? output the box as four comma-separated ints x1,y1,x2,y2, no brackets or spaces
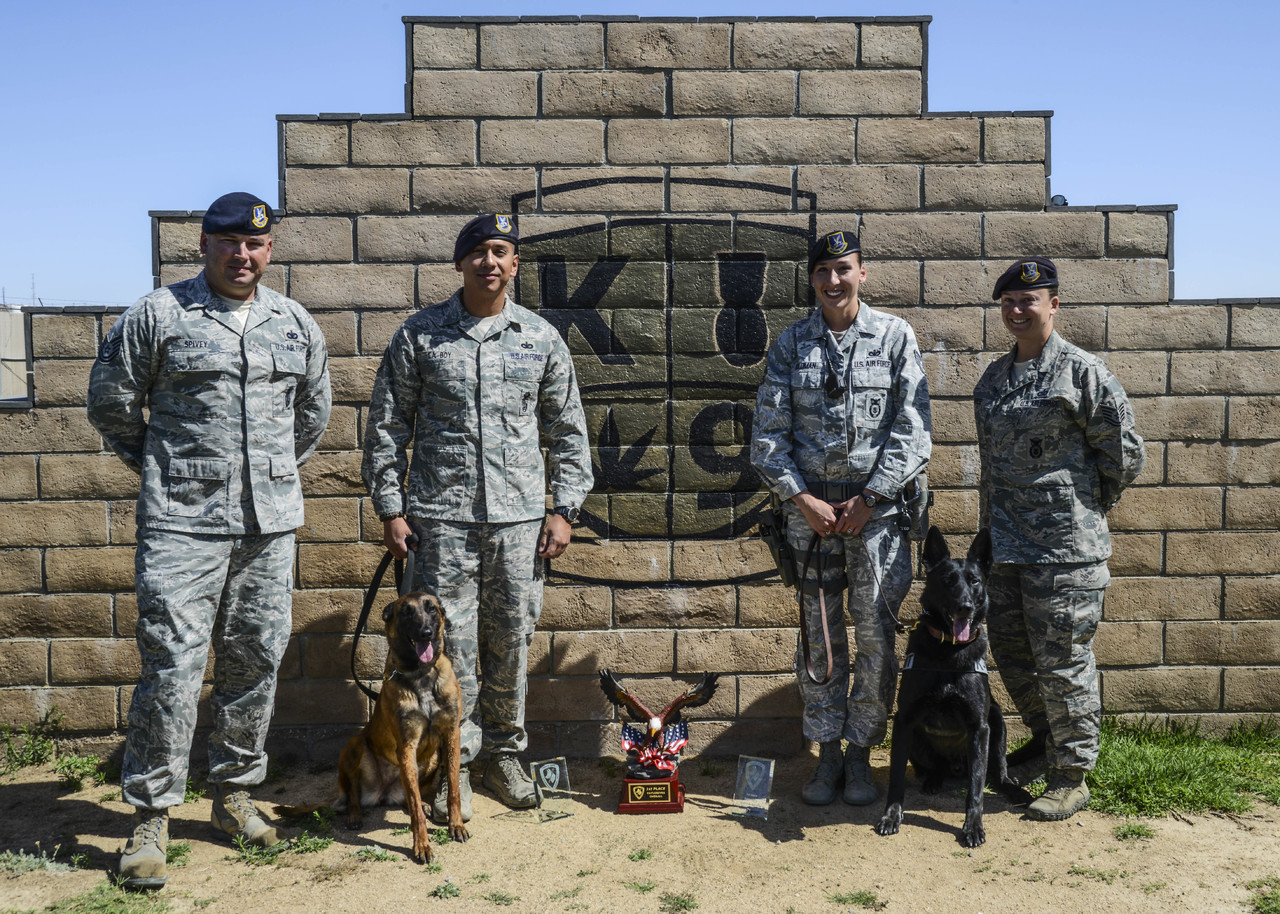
415,641,434,663
952,620,972,642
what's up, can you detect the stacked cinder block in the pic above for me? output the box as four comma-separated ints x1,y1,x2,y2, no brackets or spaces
2,16,1277,762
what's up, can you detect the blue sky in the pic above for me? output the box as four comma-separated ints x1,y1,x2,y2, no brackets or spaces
2,0,1276,306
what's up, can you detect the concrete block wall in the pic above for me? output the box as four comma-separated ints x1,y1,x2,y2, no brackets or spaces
2,16,1277,761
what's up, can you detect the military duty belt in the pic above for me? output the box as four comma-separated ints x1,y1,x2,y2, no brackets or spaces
805,480,867,502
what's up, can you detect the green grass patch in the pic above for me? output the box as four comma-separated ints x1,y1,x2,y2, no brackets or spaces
1089,717,1280,816
658,892,698,913
2,709,61,774
353,846,395,862
1067,864,1125,885
290,832,333,854
1113,821,1155,841
481,891,518,906
624,880,657,893
55,754,105,792
627,848,653,862
1,844,83,875
229,836,291,867
39,881,172,913
165,841,191,867
431,827,453,845
183,779,205,803
1248,877,1280,914
305,807,335,835
429,881,461,899
827,890,887,910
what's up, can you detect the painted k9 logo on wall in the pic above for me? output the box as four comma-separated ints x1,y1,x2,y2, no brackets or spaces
509,176,818,549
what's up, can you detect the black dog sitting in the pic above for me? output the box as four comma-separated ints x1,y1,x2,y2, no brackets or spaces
875,526,1030,847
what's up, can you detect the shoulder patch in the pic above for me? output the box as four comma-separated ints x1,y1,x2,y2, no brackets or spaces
1100,400,1132,427
98,336,122,364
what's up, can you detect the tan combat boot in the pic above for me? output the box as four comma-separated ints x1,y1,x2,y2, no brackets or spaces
801,740,844,805
211,785,285,846
431,764,474,823
842,743,878,806
119,808,168,890
483,754,537,809
1027,771,1090,821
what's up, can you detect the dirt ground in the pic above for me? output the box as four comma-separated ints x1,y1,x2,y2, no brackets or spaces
3,751,1279,914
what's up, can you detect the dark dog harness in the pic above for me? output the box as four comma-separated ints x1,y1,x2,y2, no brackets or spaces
902,653,988,675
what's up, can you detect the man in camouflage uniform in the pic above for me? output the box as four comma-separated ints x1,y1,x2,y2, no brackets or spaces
87,192,331,888
362,214,592,817
750,231,931,806
974,257,1144,821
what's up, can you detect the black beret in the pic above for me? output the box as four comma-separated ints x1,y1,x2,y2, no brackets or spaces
807,230,861,273
992,257,1058,300
453,214,519,263
202,192,273,235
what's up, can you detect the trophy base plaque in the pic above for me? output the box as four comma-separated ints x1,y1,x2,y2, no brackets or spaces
617,772,685,814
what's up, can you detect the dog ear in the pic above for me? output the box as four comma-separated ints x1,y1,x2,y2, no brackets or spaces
381,601,397,624
968,528,993,576
922,525,950,570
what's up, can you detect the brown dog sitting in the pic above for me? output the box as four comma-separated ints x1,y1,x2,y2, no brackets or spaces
335,591,468,862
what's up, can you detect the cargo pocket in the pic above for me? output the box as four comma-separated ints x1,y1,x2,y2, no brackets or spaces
165,457,229,521
269,454,302,523
271,349,306,416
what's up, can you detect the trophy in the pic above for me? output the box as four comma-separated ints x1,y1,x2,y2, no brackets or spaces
598,670,719,814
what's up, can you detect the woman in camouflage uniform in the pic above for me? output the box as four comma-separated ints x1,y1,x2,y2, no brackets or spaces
751,231,931,806
974,257,1144,821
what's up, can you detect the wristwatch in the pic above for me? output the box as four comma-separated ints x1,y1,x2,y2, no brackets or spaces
553,506,580,523
861,491,879,509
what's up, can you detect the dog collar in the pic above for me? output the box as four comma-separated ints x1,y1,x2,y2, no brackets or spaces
925,623,983,646
903,652,988,675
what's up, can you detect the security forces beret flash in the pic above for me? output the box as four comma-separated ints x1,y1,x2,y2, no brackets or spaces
992,257,1058,299
808,230,861,273
453,214,519,263
202,192,274,235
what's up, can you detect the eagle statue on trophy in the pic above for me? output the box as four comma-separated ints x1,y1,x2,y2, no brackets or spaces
598,670,720,780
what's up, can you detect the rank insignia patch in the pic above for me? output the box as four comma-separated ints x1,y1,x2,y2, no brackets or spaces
98,336,122,364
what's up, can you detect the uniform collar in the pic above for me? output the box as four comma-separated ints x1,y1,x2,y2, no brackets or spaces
443,290,522,338
1000,330,1066,391
193,271,281,336
800,300,871,344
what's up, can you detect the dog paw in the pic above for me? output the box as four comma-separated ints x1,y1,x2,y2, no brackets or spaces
875,807,902,837
961,825,986,848
412,840,433,864
450,823,470,844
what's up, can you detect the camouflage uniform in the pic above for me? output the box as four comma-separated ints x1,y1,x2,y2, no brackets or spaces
974,330,1144,773
362,291,592,764
87,270,331,809
751,304,932,746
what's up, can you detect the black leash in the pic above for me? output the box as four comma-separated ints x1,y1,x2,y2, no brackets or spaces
798,533,835,686
798,522,912,686
350,535,418,701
